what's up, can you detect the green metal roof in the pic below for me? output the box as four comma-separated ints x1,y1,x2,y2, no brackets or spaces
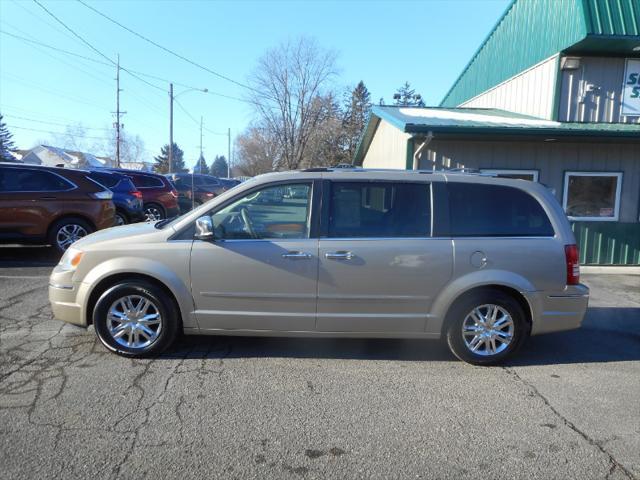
441,0,640,108
353,106,640,165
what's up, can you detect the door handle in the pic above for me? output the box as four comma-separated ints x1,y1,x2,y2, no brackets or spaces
282,251,312,260
325,251,354,260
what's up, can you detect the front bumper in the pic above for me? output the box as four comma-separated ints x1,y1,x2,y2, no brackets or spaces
49,267,88,326
529,284,590,335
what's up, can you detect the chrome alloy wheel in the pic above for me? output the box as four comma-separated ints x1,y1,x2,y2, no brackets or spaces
56,224,88,251
106,295,162,349
462,304,514,356
115,213,126,226
144,206,164,221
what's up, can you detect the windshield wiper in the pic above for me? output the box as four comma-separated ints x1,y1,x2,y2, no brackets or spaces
154,216,177,229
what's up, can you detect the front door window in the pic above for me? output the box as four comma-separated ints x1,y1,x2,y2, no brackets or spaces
212,183,312,239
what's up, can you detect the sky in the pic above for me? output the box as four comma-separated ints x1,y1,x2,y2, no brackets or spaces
0,0,510,170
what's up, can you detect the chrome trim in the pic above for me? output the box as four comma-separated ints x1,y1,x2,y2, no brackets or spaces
49,283,74,290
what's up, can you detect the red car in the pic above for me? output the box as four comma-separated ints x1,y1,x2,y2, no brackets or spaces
105,169,179,221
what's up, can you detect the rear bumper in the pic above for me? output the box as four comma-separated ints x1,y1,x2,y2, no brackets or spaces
528,284,590,335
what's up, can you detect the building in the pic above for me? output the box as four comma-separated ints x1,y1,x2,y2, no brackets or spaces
20,145,114,169
354,0,640,265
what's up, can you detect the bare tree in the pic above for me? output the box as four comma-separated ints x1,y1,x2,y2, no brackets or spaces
235,123,278,177
248,37,338,170
301,93,346,168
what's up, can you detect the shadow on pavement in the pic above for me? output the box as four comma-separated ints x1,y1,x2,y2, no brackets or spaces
162,306,640,365
0,246,60,268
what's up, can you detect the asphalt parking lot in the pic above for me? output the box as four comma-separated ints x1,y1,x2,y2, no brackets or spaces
0,246,638,480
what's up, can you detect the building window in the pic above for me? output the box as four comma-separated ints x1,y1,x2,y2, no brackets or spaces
563,172,622,222
481,169,539,182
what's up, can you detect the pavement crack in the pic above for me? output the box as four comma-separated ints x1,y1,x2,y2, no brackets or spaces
503,366,636,480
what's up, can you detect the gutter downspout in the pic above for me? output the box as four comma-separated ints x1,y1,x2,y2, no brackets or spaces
412,131,434,170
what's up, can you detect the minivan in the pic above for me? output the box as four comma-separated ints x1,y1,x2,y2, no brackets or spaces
49,168,589,365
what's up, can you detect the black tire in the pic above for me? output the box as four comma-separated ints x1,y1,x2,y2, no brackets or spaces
92,281,179,358
445,289,528,366
115,210,128,226
143,203,165,221
48,217,93,254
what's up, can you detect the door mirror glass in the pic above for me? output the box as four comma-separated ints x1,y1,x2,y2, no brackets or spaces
194,215,214,239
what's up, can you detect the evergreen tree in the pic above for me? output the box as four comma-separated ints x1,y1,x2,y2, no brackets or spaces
0,114,17,162
193,153,208,174
153,143,186,173
210,155,229,178
393,81,425,107
342,81,372,160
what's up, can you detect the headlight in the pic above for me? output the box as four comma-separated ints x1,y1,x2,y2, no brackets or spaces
58,248,84,271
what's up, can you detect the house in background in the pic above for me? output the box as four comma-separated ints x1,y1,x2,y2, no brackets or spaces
354,0,640,265
20,145,115,169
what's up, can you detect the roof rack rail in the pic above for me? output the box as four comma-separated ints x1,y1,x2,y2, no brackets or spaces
302,167,331,172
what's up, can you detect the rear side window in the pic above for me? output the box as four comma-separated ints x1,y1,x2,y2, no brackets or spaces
328,182,431,238
0,168,73,192
448,183,554,237
89,172,119,188
132,174,164,188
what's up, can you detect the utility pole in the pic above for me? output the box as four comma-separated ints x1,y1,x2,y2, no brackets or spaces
200,116,204,164
169,82,174,173
113,54,125,168
227,127,231,178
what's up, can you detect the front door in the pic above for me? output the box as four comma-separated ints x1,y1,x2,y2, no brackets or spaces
190,181,319,332
317,181,452,333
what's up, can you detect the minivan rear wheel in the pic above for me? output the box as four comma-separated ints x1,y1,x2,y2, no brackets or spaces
92,281,178,357
445,290,527,366
143,203,165,221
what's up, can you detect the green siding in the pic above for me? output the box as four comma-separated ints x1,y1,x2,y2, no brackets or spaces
571,222,640,265
583,0,640,36
440,0,640,108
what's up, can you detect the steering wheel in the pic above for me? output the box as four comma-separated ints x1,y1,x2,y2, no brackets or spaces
240,207,257,239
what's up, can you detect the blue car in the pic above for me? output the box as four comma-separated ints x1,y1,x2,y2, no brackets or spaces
88,170,145,226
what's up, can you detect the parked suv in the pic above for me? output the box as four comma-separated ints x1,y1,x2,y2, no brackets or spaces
104,168,179,221
0,163,115,253
87,170,144,226
49,168,589,364
166,173,226,214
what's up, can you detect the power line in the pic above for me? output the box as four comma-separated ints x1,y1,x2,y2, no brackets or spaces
3,114,112,131
32,0,165,93
76,0,257,93
0,29,249,104
7,124,113,141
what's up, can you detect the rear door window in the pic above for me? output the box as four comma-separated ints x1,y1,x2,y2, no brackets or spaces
132,174,164,188
328,182,431,238
448,183,554,237
0,168,74,192
89,172,119,188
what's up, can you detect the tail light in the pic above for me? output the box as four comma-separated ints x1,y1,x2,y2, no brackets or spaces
130,190,143,199
170,189,178,198
205,192,215,197
90,190,113,200
565,244,580,285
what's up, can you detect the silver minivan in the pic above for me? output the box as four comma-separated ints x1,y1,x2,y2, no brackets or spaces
49,169,589,365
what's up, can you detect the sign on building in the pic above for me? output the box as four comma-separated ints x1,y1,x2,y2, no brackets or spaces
621,59,640,117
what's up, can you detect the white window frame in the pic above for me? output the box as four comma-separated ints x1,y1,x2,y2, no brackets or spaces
562,171,622,222
481,169,539,182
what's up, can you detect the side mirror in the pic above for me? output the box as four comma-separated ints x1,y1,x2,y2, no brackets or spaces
194,215,214,240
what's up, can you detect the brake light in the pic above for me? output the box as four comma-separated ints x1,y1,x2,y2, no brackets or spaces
170,189,178,198
130,190,143,199
205,192,215,197
565,244,580,285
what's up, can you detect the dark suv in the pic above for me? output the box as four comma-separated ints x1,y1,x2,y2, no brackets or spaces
0,163,115,253
166,173,226,213
87,170,144,226
104,169,179,221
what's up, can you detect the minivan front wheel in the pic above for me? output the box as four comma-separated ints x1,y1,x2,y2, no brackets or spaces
93,281,178,357
445,290,527,365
